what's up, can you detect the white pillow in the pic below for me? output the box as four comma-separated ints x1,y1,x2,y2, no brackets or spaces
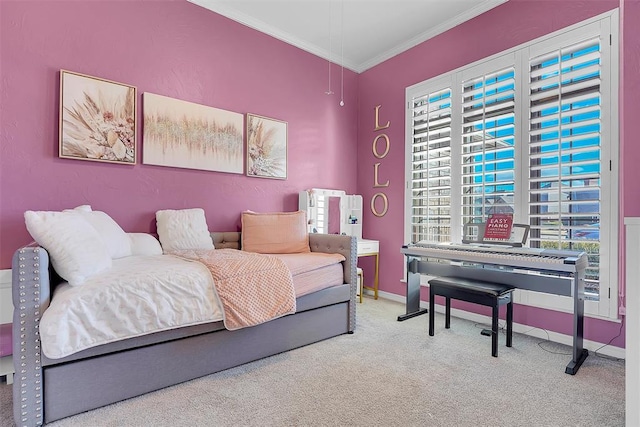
77,210,132,259
128,233,163,256
63,206,132,259
69,205,92,212
24,210,112,286
156,208,214,253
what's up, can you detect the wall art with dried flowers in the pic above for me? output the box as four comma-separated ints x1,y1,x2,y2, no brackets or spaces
59,70,136,164
246,113,287,179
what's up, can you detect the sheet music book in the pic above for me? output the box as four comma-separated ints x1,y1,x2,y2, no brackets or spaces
462,219,529,247
483,213,514,242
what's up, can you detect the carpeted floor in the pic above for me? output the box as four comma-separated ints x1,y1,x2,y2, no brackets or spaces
0,298,625,426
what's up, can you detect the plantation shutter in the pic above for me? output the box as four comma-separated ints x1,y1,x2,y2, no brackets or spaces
528,37,602,294
460,67,516,225
410,87,452,243
406,13,617,313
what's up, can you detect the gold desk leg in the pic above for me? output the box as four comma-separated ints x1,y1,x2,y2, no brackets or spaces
374,252,379,299
360,251,380,300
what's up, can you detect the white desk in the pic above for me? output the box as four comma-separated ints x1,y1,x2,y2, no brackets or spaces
0,274,13,384
357,239,379,299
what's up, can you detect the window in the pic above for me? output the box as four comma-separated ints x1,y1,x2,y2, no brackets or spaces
461,67,516,224
528,36,604,298
405,11,618,319
409,84,452,243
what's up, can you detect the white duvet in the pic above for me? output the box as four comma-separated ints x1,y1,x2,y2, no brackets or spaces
40,255,224,359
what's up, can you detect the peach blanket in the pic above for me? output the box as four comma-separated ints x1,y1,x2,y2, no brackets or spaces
170,249,296,330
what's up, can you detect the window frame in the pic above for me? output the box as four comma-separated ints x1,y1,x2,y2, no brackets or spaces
404,10,619,320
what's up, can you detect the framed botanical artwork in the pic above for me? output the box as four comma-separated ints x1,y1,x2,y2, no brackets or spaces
59,70,136,164
246,113,288,179
143,93,244,174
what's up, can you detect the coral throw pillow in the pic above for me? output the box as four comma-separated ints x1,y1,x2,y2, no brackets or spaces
241,211,310,254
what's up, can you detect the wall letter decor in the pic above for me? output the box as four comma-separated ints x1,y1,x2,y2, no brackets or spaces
371,105,390,216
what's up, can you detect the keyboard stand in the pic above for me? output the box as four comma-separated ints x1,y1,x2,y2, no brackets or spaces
397,257,428,321
399,244,589,374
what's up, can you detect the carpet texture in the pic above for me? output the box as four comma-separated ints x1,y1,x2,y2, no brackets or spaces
0,298,625,426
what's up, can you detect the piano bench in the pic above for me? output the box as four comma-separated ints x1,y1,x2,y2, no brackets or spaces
427,277,515,357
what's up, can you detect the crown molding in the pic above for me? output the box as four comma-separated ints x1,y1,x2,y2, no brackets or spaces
357,0,508,72
189,0,508,74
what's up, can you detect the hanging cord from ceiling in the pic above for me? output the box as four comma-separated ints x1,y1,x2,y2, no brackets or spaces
325,0,334,95
339,0,345,106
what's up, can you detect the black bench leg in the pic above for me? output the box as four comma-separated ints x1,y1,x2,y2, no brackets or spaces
507,299,513,348
445,297,451,329
429,287,435,336
492,302,499,357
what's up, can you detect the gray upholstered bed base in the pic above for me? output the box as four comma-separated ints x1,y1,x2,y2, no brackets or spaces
13,232,357,426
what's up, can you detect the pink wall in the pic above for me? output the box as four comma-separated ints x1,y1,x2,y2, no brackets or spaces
0,0,359,268
357,0,629,346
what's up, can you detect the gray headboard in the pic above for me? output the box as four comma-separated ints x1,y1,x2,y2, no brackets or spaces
210,232,241,249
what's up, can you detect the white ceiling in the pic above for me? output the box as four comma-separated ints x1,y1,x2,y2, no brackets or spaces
188,0,508,73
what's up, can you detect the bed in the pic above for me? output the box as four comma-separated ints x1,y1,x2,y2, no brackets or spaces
12,209,356,426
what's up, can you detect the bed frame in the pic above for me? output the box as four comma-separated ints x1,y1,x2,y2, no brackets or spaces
12,232,357,426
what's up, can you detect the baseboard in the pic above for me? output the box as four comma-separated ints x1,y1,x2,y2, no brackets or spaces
375,290,626,360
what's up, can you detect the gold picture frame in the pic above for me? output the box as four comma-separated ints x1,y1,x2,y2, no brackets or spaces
246,113,288,179
59,70,137,164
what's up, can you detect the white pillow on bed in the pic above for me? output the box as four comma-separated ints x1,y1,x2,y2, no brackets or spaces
24,210,112,286
156,208,214,253
64,205,132,259
128,233,163,256
68,204,92,212
78,210,132,259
